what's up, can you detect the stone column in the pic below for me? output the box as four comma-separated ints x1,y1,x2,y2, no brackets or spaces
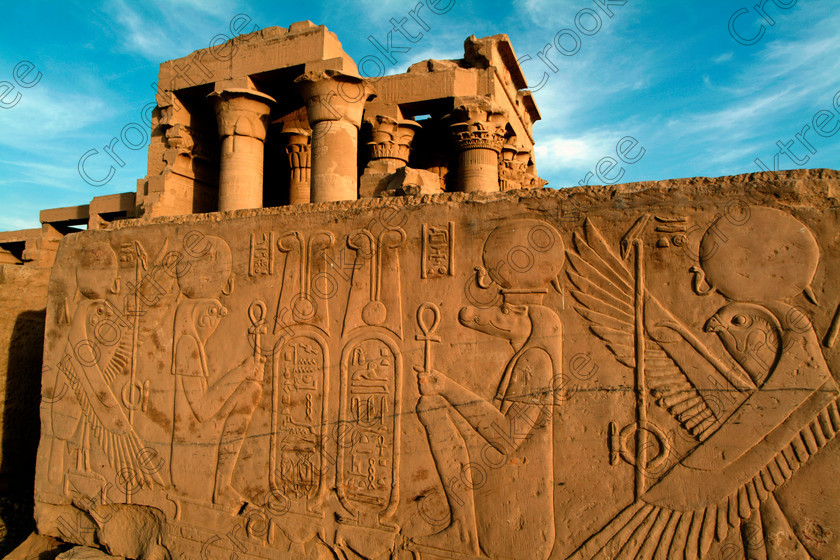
295,71,374,203
449,102,508,193
499,141,531,192
360,114,423,197
209,88,274,211
280,128,311,204
366,115,421,172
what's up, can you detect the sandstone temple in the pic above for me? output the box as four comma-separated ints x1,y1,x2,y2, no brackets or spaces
2,21,840,560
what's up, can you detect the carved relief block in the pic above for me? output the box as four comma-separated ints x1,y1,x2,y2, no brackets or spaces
33,173,840,560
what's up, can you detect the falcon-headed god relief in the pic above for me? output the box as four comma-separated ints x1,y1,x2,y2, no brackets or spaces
169,235,263,510
413,219,565,560
568,209,840,560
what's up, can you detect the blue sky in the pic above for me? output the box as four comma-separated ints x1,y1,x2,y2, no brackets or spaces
1,0,838,230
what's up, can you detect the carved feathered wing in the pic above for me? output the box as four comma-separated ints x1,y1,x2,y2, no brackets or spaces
567,219,719,441
58,354,164,489
568,397,840,559
565,218,840,559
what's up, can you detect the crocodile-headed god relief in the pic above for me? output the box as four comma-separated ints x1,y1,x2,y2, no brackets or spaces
33,180,840,559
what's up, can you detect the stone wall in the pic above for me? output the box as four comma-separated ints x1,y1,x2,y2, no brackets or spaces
18,168,840,559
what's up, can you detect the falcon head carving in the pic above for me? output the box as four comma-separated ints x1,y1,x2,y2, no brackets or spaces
704,302,783,387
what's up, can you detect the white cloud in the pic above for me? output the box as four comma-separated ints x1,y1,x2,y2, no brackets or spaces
103,0,180,61
0,85,113,149
383,45,464,75
535,129,621,171
667,87,796,139
0,160,92,193
104,0,247,61
0,215,43,231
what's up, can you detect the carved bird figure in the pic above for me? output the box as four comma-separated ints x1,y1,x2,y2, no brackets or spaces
566,218,840,560
704,302,783,388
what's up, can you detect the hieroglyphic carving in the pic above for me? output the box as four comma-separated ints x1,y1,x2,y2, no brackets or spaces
421,222,454,278
653,215,688,249
337,334,403,524
249,232,276,276
269,230,334,532
34,178,840,560
47,242,164,506
275,231,334,336
416,303,441,374
119,241,150,428
169,235,263,511
342,227,405,338
568,210,840,560
569,219,730,441
270,332,329,512
248,301,268,365
335,225,406,558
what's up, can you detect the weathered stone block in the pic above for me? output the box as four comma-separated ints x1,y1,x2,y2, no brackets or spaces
33,169,840,559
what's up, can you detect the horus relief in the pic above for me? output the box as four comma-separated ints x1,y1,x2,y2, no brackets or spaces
33,189,840,559
568,208,837,560
170,235,264,510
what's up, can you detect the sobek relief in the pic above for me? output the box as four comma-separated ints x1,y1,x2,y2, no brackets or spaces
34,189,840,560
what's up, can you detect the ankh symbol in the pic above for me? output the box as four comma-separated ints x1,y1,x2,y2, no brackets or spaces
249,300,268,364
416,302,441,375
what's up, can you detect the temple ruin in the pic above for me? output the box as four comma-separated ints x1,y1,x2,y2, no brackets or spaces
2,20,840,560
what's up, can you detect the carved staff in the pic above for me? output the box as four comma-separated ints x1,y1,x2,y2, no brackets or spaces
127,240,147,426
622,218,650,499
632,239,647,500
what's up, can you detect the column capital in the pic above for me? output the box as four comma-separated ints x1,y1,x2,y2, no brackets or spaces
280,128,312,171
366,115,421,164
448,101,508,153
278,127,312,205
500,144,532,192
295,70,375,127
208,88,275,141
208,88,274,212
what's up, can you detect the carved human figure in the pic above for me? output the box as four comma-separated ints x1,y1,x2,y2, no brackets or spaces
414,220,565,559
169,235,262,509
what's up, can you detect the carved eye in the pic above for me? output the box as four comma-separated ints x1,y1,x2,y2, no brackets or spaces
208,307,218,315
731,315,747,326
500,304,510,315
